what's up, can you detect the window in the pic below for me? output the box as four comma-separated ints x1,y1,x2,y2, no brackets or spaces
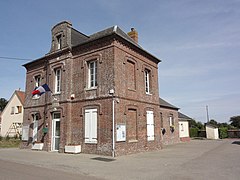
127,60,136,90
88,60,98,88
85,109,97,143
54,68,61,93
181,123,184,131
147,111,154,141
160,113,163,129
35,75,41,87
145,69,150,94
169,115,174,126
56,35,62,49
16,106,22,114
127,109,137,141
11,107,14,114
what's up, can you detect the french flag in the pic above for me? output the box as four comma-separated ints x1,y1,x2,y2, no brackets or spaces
32,84,51,96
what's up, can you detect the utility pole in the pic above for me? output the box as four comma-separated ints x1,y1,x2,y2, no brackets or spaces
206,105,210,123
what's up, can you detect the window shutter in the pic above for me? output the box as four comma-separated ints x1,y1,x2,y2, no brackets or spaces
147,111,154,141
85,111,91,143
85,109,97,144
91,110,97,143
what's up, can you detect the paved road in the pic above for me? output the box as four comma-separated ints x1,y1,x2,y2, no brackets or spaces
0,159,100,180
0,139,240,180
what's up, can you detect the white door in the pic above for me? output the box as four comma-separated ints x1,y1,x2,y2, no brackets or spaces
147,111,154,141
52,113,61,151
33,114,39,142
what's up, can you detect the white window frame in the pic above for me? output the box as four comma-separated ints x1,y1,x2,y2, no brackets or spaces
32,75,41,99
56,35,62,50
145,70,150,94
35,75,41,87
88,60,98,88
169,115,174,126
54,68,61,94
84,109,97,144
146,111,155,141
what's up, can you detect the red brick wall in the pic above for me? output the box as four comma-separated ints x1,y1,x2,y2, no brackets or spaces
22,26,164,156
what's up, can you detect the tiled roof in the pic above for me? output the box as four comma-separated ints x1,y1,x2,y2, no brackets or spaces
159,98,179,110
15,90,25,105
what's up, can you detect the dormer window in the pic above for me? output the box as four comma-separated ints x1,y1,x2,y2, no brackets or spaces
56,35,62,50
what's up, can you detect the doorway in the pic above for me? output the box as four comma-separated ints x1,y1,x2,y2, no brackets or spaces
52,112,60,151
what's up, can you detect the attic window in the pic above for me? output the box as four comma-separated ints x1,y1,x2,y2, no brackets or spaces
56,35,62,49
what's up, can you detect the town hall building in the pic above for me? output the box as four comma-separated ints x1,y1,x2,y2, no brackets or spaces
21,21,179,156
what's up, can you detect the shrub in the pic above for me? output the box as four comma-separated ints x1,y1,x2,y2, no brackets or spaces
219,127,228,139
0,135,2,141
190,127,199,137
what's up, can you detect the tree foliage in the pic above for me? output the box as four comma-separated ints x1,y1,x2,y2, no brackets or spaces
0,98,8,111
189,119,204,130
229,116,240,129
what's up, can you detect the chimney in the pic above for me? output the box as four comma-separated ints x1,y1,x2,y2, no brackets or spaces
127,28,138,43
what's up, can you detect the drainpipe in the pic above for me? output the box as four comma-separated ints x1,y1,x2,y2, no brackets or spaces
109,89,115,157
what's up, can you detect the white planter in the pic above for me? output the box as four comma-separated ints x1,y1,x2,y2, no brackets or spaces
32,143,44,150
65,145,81,154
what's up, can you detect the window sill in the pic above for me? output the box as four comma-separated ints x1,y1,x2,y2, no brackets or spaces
85,87,97,91
145,93,152,96
128,88,136,92
128,139,138,143
32,96,40,100
53,92,61,95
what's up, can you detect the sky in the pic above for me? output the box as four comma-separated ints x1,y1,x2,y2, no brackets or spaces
0,0,239,123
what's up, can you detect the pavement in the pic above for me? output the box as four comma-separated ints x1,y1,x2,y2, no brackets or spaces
0,139,240,180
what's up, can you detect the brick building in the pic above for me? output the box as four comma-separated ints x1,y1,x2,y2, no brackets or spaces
159,98,180,145
21,21,179,156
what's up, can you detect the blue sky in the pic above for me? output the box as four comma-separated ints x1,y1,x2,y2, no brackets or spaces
0,0,239,123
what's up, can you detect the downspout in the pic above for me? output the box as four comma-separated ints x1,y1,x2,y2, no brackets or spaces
110,89,115,157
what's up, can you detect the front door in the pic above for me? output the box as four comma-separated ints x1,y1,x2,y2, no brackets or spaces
52,113,60,151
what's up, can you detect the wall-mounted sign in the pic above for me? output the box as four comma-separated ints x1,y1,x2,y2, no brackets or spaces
22,125,29,141
116,124,126,142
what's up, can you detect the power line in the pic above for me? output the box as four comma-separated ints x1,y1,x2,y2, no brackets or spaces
0,56,32,61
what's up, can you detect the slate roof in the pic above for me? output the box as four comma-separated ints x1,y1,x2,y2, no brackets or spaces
23,23,160,67
178,112,191,120
159,98,179,110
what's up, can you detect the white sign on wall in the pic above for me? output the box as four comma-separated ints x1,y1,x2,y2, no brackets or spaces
116,124,126,142
22,125,29,141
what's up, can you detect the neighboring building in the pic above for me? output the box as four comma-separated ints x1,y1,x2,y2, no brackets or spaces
178,112,191,142
206,124,219,139
159,98,180,145
21,21,162,156
0,90,25,137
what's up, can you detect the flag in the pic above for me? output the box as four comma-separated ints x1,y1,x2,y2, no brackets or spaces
32,84,51,96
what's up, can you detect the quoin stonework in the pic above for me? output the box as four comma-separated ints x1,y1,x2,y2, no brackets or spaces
21,21,180,156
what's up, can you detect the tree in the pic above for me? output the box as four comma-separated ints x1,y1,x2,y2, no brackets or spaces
229,116,240,129
0,98,8,111
209,119,218,126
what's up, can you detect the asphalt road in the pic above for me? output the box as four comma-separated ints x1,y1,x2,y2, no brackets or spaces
0,139,240,180
0,159,101,180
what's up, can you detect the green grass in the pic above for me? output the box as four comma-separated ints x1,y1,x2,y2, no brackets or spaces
0,138,21,148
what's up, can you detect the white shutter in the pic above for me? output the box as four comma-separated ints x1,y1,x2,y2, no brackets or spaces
85,109,97,144
147,111,154,141
84,110,91,143
91,110,97,143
